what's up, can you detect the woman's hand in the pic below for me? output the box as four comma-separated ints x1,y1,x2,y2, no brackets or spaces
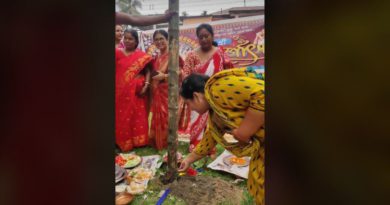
178,152,203,172
164,10,177,20
152,72,167,81
138,85,148,97
178,158,192,172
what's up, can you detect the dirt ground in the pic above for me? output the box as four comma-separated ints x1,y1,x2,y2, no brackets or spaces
152,175,244,205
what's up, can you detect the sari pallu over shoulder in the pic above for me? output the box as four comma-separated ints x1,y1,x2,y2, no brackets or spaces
115,49,152,152
116,49,153,83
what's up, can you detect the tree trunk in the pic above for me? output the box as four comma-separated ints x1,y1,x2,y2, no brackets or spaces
161,0,180,185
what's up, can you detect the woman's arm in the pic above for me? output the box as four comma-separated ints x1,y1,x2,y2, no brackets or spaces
177,152,204,172
210,76,264,143
233,109,264,143
144,63,151,87
178,123,217,172
232,78,265,143
139,64,151,96
152,56,169,81
152,72,168,81
116,11,175,26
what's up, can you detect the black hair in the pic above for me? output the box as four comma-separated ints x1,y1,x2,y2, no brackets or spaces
180,73,210,99
153,29,168,40
123,29,139,48
196,23,214,36
196,23,218,47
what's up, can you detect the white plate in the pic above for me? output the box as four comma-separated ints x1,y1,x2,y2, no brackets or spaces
116,165,126,176
115,171,127,183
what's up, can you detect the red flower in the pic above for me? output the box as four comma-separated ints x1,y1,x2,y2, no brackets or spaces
186,167,197,176
115,155,126,166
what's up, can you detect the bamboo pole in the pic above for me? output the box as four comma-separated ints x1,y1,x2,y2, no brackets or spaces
162,0,179,184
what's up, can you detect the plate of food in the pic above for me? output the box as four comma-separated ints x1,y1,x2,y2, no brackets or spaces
115,173,127,183
115,184,127,193
223,155,250,167
115,172,126,183
115,164,127,183
128,167,153,183
126,181,147,195
116,154,142,168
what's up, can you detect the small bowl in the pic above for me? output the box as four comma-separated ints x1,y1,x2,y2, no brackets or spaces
115,192,133,205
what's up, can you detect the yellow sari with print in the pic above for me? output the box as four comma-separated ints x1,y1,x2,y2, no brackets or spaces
193,67,265,205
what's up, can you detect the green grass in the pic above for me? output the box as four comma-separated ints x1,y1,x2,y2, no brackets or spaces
240,190,255,205
218,201,235,205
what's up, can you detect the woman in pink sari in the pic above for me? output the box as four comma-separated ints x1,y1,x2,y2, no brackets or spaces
116,29,152,152
183,23,233,156
149,30,189,150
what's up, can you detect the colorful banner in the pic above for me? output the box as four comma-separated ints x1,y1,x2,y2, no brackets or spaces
139,15,264,68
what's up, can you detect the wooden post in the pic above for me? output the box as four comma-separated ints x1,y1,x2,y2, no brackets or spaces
161,0,179,184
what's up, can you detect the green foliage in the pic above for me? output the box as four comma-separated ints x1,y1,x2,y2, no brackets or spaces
116,0,142,15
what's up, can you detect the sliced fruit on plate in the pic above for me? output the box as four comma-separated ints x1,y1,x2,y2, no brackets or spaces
223,155,250,167
230,156,247,166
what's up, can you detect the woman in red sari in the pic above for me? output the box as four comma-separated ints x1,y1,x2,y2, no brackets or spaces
149,30,189,150
183,23,234,156
116,29,152,152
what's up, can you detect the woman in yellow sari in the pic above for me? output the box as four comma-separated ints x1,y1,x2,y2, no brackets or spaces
178,67,265,205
